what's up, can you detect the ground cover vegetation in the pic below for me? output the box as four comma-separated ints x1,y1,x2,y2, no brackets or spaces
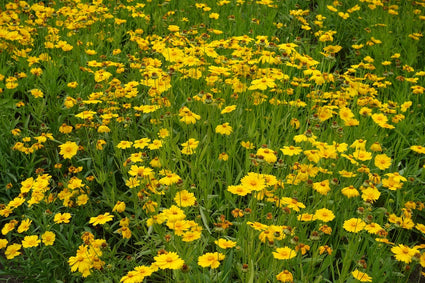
0,0,425,282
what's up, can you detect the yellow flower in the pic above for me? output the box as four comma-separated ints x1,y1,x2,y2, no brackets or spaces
341,186,360,198
148,139,163,150
241,141,255,149
179,107,201,124
374,154,391,170
256,147,277,163
314,208,335,222
391,244,418,264
276,270,293,282
218,152,229,161
30,89,44,98
312,180,331,195
272,247,297,260
198,252,225,268
112,201,126,213
41,231,56,246
351,269,372,282
280,146,302,156
154,251,185,270
0,238,8,249
17,218,32,233
353,150,372,161
59,141,78,159
240,172,266,192
159,173,181,186
5,243,22,259
215,122,233,135
168,25,180,32
54,213,72,224
215,238,237,249
68,245,92,277
120,265,155,283
343,218,366,233
227,185,251,196
174,190,196,207
116,141,133,149
181,138,199,155
361,187,380,203
221,105,236,114
89,212,114,226
22,235,40,248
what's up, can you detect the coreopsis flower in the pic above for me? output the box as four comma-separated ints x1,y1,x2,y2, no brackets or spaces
59,123,73,134
273,247,297,260
312,180,331,195
128,165,154,179
361,187,380,203
59,141,78,159
174,190,196,207
96,139,106,150
410,145,425,154
374,154,391,170
416,223,425,234
276,270,293,282
279,197,306,212
240,172,266,192
280,146,303,156
319,245,333,255
150,157,162,168
68,245,92,277
5,243,22,259
391,244,419,264
215,122,233,135
120,265,155,283
218,152,229,161
221,105,236,114
116,141,133,149
30,89,43,98
198,252,225,268
0,238,8,249
215,238,237,249
159,173,181,186
182,230,202,242
89,213,114,226
364,223,383,234
17,218,32,233
289,118,300,129
112,201,126,213
179,107,201,124
341,186,360,198
181,138,199,155
256,147,277,163
125,177,140,188
241,141,255,149
22,235,40,248
314,208,335,222
352,150,372,161
67,81,78,88
369,142,382,152
227,185,251,196
134,138,151,149
343,218,366,233
154,251,184,270
161,205,186,223
41,231,55,246
148,139,163,150
54,212,72,224
351,269,372,282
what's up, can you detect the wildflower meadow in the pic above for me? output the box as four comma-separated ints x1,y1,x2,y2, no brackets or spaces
1,0,425,282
